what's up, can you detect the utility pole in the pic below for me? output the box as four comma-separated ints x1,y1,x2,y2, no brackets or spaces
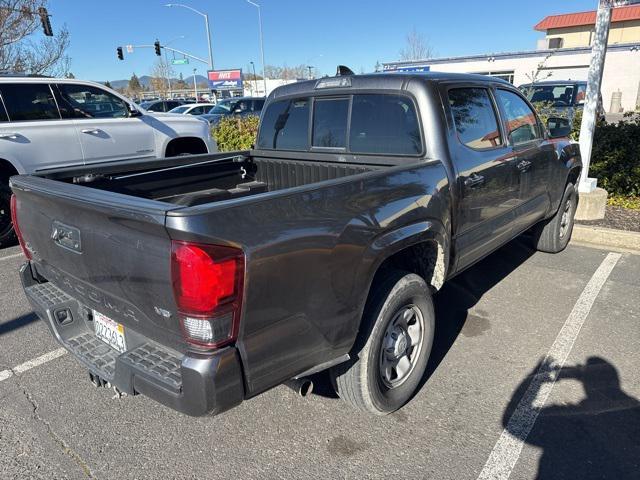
577,0,614,193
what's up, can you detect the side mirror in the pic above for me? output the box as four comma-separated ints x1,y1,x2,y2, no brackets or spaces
547,116,571,139
128,104,142,117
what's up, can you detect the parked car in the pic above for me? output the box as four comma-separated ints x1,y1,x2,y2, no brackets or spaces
519,80,605,132
11,71,581,417
200,96,265,126
0,76,217,246
168,103,217,115
139,99,185,112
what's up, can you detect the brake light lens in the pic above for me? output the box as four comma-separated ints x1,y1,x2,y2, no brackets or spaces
171,240,244,349
10,195,31,260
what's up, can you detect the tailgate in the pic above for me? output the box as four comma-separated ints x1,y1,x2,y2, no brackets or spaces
11,175,185,351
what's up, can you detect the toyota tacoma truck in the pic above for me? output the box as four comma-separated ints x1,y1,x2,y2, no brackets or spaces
10,71,582,416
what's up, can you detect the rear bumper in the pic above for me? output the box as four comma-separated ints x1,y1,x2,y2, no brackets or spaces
20,262,244,416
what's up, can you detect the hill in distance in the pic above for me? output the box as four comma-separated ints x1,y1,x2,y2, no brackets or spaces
106,74,209,89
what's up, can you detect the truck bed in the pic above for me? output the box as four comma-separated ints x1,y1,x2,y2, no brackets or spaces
53,152,381,207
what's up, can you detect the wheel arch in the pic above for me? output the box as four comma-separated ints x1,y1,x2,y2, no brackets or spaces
0,158,22,183
364,219,450,297
164,136,209,157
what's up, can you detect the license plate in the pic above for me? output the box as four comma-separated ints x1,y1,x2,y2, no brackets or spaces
93,310,127,354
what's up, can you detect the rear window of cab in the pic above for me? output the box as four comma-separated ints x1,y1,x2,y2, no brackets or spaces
257,94,422,155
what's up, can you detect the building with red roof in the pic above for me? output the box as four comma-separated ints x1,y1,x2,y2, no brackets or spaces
384,5,640,113
534,5,640,49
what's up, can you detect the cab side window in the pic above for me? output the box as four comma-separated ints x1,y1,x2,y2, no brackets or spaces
448,88,502,149
0,84,60,121
495,89,541,145
57,84,128,119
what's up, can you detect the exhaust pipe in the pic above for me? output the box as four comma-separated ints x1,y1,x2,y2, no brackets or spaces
285,378,314,397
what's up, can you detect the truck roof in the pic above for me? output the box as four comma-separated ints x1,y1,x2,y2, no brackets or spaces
270,71,512,99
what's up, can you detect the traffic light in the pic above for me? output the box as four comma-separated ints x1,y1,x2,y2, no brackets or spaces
37,7,53,36
154,41,161,56
117,47,124,61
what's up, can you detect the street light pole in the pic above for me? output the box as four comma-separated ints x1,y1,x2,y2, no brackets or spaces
246,0,267,96
165,3,214,69
193,68,198,100
250,61,257,95
161,36,185,99
164,49,172,98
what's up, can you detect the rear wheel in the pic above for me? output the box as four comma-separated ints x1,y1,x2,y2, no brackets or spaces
331,271,434,414
0,182,17,248
533,182,578,253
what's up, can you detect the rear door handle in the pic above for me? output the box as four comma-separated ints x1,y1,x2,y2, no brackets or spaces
517,160,532,172
0,133,19,139
464,174,485,188
81,128,101,134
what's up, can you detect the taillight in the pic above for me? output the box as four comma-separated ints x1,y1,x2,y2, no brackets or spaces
10,195,31,260
171,240,244,349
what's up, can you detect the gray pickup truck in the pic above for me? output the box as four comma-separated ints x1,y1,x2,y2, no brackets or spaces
10,71,581,416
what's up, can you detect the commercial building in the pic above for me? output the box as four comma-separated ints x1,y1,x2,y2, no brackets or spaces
384,5,640,112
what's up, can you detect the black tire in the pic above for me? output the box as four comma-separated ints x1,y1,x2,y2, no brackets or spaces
533,182,578,253
0,182,17,248
331,271,435,415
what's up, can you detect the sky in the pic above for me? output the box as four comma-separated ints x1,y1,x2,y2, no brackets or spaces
47,0,601,82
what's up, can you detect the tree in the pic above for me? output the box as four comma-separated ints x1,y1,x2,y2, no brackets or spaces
149,59,174,97
524,51,555,85
104,80,112,88
127,73,142,97
264,64,307,80
399,28,434,61
374,60,381,73
0,0,71,75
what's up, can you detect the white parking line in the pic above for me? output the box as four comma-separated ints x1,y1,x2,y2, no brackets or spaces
0,253,23,262
0,348,67,383
477,252,621,480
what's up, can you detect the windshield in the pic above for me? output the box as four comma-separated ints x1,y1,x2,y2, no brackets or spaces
208,100,234,114
169,105,190,114
521,84,579,107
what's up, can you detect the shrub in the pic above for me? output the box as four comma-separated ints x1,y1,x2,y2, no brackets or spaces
212,115,260,152
590,113,640,197
608,195,640,210
532,103,639,198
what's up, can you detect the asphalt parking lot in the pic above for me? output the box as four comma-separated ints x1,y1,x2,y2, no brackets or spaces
1,239,638,480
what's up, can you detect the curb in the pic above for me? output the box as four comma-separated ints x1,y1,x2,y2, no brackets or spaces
572,224,640,254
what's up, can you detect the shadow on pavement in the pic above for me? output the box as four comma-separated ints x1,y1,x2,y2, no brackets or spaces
0,312,39,336
504,356,640,479
312,235,538,400
420,235,536,389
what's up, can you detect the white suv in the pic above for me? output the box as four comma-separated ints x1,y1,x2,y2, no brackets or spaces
0,76,217,246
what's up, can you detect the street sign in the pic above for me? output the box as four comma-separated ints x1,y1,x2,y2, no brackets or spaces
126,45,134,53
207,69,243,90
172,58,189,65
